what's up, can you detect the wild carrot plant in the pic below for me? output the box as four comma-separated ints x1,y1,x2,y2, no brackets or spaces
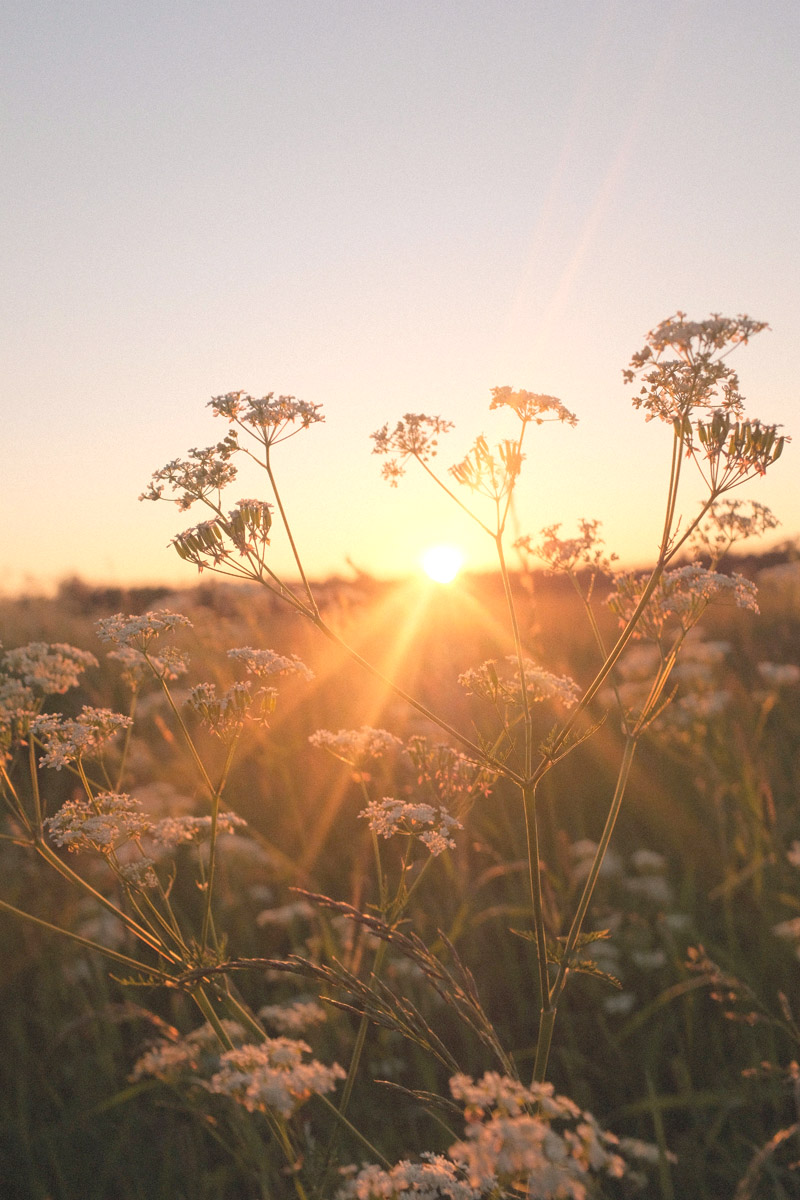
0,314,792,1197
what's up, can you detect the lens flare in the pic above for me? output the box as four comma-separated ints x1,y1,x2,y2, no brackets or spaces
421,544,464,584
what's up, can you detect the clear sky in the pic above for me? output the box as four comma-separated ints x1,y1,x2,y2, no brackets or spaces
2,0,798,593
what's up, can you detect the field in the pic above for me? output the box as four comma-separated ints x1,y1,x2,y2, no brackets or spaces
2,320,799,1199
2,553,800,1199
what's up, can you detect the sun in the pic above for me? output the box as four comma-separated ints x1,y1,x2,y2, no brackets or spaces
420,544,465,584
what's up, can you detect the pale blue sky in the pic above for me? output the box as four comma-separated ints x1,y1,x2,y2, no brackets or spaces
2,0,798,592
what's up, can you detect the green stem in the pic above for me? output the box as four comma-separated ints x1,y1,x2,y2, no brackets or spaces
522,783,550,1012
533,736,638,1083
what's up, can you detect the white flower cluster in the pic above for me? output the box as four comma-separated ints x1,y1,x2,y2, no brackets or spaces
205,1038,345,1118
489,386,578,427
228,646,313,681
2,642,98,695
337,1154,481,1199
130,1021,247,1081
209,391,324,441
150,812,247,849
96,610,192,649
309,726,403,770
258,1000,328,1034
517,518,616,578
370,414,455,486
459,657,580,709
339,1072,652,1199
360,797,462,856
187,681,274,739
31,707,133,769
608,564,758,641
45,792,151,853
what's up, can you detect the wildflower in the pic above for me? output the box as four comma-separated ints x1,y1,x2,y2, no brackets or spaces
787,842,800,870
0,676,36,755
96,610,192,650
337,1156,481,1199
31,707,133,769
360,797,462,856
757,661,800,688
459,657,580,709
206,1038,345,1118
45,792,152,853
449,436,523,501
623,313,786,487
2,642,98,695
187,680,274,739
489,387,578,427
371,413,454,485
448,1073,627,1197
150,812,247,850
690,499,779,565
404,736,494,806
130,1021,247,1082
607,564,758,641
517,519,616,578
309,726,403,770
228,646,313,680
140,438,239,511
118,858,159,889
208,391,324,444
258,1000,328,1034
107,644,189,687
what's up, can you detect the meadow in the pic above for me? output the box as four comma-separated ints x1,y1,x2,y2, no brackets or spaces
2,315,800,1199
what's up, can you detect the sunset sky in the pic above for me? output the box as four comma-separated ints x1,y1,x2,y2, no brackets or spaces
3,0,798,594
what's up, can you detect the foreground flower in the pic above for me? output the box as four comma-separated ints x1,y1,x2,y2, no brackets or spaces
371,413,455,485
339,1072,660,1199
97,615,189,703
360,797,462,856
31,707,133,769
607,564,758,642
206,1038,345,1118
459,657,580,709
228,646,313,680
489,387,578,427
45,792,152,853
208,391,324,444
130,1021,247,1081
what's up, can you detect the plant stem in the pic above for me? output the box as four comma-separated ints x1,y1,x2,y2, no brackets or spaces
533,736,638,1083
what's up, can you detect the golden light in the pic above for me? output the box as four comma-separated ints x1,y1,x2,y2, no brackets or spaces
420,544,465,584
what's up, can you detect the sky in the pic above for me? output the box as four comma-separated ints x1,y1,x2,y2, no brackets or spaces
2,0,798,594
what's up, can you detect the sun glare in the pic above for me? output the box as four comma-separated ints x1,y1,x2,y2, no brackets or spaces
421,544,464,584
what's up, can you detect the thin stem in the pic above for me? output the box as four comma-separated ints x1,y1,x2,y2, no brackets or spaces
416,457,495,537
522,783,550,1012
201,735,239,952
266,448,319,616
533,736,638,1083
